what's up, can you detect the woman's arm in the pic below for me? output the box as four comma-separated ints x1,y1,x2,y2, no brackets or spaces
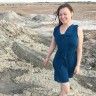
46,36,56,58
74,26,83,74
77,26,83,67
43,36,56,66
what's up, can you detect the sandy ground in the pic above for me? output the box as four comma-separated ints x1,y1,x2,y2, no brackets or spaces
0,2,96,96
0,2,96,20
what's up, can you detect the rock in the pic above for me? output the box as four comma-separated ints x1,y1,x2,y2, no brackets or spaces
32,14,56,22
12,42,52,69
0,68,31,95
0,11,22,21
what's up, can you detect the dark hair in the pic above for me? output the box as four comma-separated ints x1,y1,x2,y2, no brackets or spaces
56,3,74,26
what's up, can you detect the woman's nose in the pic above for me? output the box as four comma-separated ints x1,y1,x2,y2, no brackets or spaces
61,15,65,19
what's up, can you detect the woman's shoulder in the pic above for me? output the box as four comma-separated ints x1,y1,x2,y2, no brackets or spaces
54,25,60,31
72,24,82,30
75,25,83,37
72,24,83,32
78,26,83,32
53,25,60,36
72,24,79,28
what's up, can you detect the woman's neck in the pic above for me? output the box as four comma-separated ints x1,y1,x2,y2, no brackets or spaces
62,21,72,27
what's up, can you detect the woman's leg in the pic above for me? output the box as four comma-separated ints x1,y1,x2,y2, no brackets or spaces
59,82,70,96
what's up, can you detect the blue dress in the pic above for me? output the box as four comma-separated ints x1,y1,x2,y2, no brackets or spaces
53,24,78,83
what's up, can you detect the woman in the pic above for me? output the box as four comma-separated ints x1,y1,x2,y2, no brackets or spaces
43,3,83,96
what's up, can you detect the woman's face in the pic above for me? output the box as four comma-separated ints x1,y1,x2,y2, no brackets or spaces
58,7,73,24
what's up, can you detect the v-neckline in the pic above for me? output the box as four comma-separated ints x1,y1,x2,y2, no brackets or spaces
59,24,73,35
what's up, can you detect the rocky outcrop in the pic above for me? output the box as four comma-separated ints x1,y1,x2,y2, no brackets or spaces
12,42,52,69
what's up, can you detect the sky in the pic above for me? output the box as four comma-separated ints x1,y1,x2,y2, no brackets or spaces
0,0,96,3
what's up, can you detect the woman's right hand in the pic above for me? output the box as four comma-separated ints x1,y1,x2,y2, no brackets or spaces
43,57,50,67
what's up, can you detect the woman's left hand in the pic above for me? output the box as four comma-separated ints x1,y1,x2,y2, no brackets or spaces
74,65,81,75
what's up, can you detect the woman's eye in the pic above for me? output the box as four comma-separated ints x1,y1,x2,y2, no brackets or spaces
59,13,62,16
59,13,67,16
63,13,67,15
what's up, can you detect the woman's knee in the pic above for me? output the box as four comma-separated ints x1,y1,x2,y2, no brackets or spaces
61,82,70,94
